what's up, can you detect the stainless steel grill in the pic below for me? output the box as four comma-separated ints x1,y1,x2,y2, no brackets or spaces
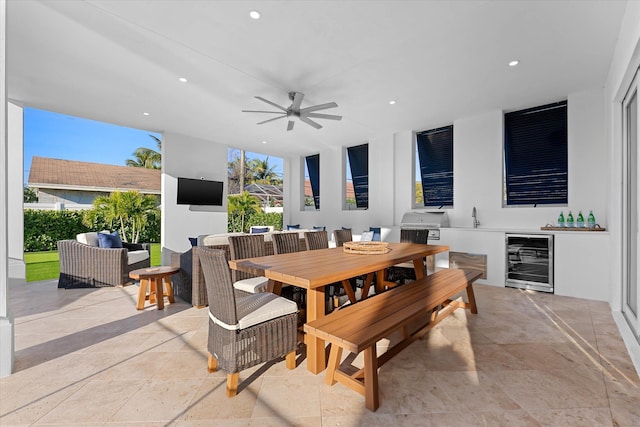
400,211,449,241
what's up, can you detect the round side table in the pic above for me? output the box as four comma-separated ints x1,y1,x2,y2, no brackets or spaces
129,266,179,310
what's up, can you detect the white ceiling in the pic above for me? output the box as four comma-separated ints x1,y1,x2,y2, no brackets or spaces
6,0,628,158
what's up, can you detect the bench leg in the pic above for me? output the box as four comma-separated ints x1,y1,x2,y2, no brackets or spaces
466,284,478,314
364,346,379,411
325,344,343,386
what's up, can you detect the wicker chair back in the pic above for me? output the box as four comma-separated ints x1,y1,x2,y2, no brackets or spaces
228,234,266,283
304,230,329,251
272,232,302,255
333,229,353,247
198,248,238,326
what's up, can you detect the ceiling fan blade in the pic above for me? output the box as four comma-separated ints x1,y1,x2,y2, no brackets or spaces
299,102,338,113
300,116,322,129
305,112,342,121
287,120,295,131
255,96,287,112
242,110,285,114
257,115,287,125
291,92,304,111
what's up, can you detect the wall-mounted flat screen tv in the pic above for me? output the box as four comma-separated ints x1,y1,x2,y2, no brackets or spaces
177,177,224,206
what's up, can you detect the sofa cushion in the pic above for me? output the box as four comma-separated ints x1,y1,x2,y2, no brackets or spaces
188,237,198,246
286,224,300,230
208,292,297,330
201,232,245,246
76,232,99,247
97,231,123,248
250,227,270,234
127,250,150,265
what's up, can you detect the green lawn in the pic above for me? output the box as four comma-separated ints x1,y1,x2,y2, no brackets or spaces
25,243,161,282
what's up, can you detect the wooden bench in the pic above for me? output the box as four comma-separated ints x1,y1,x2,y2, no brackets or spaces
303,268,482,411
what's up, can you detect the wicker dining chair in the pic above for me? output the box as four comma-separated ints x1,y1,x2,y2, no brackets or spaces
199,247,298,397
332,229,353,247
271,232,302,255
304,230,330,251
386,228,430,285
228,234,269,293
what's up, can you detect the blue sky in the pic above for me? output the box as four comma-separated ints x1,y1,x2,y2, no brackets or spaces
23,107,282,184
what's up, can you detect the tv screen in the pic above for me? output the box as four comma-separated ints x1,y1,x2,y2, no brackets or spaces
177,177,224,206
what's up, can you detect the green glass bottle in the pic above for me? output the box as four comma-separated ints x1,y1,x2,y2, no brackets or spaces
557,211,565,227
587,210,596,228
576,211,585,228
566,210,574,227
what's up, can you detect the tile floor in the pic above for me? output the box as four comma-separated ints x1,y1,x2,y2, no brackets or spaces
1,279,639,426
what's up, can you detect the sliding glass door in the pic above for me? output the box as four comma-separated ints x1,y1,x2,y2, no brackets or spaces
622,68,640,340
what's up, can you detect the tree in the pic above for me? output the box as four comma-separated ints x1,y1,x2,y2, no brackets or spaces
248,156,282,185
227,191,261,232
227,149,248,194
126,135,162,169
24,186,38,203
83,190,158,243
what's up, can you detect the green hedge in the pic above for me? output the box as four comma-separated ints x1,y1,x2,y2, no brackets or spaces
24,209,161,252
228,211,283,233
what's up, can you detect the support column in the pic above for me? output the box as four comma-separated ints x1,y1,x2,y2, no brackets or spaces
0,0,15,378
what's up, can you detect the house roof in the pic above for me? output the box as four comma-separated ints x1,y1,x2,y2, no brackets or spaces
27,156,161,194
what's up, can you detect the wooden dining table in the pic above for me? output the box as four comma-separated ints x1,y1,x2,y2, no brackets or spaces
228,242,450,374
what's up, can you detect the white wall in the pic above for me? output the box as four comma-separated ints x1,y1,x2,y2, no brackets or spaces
288,88,609,235
161,132,229,263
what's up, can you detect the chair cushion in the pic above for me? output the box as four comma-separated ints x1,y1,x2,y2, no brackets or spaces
127,250,150,265
209,292,298,330
233,276,269,293
97,231,123,248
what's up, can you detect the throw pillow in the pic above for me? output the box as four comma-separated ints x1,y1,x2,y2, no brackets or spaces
188,237,198,246
97,231,123,248
312,226,325,231
251,227,270,234
369,227,381,241
286,224,300,230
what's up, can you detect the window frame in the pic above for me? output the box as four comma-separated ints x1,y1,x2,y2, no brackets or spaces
345,143,369,210
503,100,568,207
414,125,454,209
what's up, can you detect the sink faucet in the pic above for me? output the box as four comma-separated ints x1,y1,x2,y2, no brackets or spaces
472,206,480,228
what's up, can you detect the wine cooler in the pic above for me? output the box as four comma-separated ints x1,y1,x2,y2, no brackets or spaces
505,234,554,293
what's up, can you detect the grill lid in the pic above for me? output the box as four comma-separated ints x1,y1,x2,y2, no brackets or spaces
400,211,449,228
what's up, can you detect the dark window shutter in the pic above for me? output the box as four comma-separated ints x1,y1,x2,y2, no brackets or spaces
305,154,320,209
504,101,568,206
416,125,454,207
347,144,368,209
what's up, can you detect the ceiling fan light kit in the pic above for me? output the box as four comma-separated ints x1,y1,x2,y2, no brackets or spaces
242,91,342,131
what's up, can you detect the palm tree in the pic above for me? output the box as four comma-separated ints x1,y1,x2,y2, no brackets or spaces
83,190,158,242
228,149,248,194
248,156,282,185
126,135,162,169
228,191,261,232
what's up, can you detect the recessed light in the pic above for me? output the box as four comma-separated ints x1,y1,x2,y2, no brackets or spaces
389,100,396,105
143,112,150,116
262,140,267,144
249,10,260,19
509,60,520,67
179,77,187,83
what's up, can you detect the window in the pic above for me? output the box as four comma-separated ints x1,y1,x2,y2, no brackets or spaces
346,143,368,209
504,101,567,206
415,125,454,207
304,154,320,210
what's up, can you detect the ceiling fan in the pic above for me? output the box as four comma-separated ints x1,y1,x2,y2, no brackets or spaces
242,91,342,131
